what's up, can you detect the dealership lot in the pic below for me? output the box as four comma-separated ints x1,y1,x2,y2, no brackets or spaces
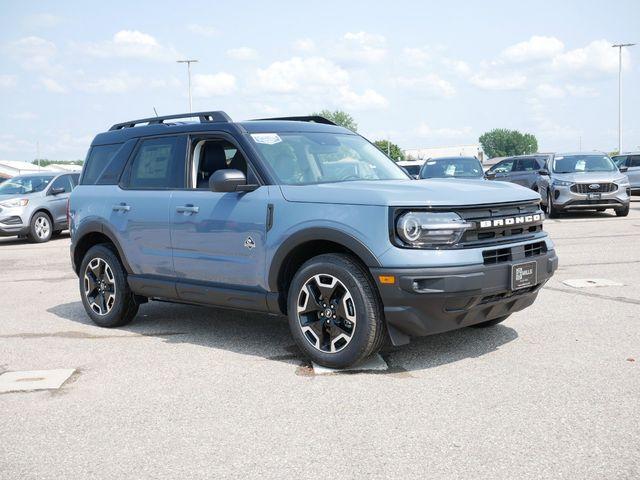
1,203,639,479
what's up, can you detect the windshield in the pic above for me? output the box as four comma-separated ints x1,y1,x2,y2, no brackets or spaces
0,175,54,195
553,155,616,173
420,157,483,179
249,132,409,185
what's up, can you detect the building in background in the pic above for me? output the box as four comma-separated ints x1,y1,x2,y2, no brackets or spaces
0,160,82,181
404,144,485,163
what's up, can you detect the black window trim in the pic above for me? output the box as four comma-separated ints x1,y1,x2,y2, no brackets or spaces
46,174,72,195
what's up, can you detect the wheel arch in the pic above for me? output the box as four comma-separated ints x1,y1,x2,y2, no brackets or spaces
73,220,133,275
268,228,381,314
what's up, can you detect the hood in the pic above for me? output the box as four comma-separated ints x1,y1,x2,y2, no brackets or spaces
551,171,627,184
279,179,540,207
0,191,42,202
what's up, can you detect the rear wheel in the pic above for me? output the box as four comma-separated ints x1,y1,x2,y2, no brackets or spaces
79,244,139,328
615,204,630,217
28,212,52,243
287,253,385,369
470,314,511,328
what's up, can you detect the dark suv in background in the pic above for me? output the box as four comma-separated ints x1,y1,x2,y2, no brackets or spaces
485,154,551,191
611,152,640,194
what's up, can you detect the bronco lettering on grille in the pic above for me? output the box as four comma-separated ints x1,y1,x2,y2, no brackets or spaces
479,213,542,229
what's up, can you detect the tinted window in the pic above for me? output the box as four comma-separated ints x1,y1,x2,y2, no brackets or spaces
403,165,421,176
514,158,539,171
126,136,186,189
611,156,626,167
629,155,640,167
420,157,483,179
0,175,54,194
49,175,73,194
81,144,122,185
491,159,514,174
71,173,80,186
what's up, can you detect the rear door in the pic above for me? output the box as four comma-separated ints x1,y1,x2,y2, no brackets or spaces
111,135,187,277
45,174,73,227
511,157,539,188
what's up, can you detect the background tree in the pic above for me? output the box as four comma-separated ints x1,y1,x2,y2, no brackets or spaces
32,159,84,166
478,129,538,158
311,109,358,132
373,140,405,161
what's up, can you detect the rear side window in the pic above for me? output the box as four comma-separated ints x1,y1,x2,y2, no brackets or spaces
629,155,640,167
125,136,186,189
81,144,122,185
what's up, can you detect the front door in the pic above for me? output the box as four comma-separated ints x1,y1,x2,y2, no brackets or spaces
46,174,73,227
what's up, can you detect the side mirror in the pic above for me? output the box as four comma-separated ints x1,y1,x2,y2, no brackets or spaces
50,187,66,195
485,171,496,179
619,166,629,173
538,169,549,176
209,169,258,193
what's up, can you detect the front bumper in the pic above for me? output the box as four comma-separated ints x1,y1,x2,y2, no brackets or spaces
371,249,558,345
552,184,629,210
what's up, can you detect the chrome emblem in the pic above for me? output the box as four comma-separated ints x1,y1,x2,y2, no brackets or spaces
589,184,600,190
244,236,256,249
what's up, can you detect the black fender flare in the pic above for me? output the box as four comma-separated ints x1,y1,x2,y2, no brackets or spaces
73,219,134,274
267,227,381,292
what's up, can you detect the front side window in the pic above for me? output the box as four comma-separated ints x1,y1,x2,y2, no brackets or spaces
629,155,640,167
611,156,626,167
249,132,408,185
490,159,514,174
420,157,483,179
0,175,54,195
49,175,73,194
515,158,539,171
553,155,616,173
126,136,186,189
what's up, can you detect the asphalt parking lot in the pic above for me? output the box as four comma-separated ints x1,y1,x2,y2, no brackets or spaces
1,202,639,480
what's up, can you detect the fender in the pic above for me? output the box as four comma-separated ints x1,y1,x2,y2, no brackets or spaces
267,227,381,292
72,218,134,274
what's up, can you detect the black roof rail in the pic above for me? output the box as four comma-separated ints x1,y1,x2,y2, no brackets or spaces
109,111,232,131
249,115,337,126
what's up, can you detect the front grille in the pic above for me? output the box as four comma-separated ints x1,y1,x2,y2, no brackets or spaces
458,201,544,247
479,285,538,305
483,241,547,265
571,183,617,194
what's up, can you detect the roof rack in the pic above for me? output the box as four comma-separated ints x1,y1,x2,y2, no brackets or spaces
250,115,337,126
109,111,232,131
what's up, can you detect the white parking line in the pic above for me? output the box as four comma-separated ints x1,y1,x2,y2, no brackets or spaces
563,278,624,288
312,354,388,375
0,369,76,393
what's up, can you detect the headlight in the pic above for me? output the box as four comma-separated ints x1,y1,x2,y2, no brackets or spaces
616,177,630,187
396,211,472,247
552,179,573,187
0,198,28,208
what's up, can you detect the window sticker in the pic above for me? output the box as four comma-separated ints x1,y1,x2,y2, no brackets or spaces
251,133,282,145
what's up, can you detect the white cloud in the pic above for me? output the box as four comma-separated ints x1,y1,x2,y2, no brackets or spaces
535,83,565,99
0,74,17,88
40,77,66,93
77,30,179,61
293,38,315,52
442,58,471,76
502,36,564,62
77,73,143,93
552,39,627,75
338,87,388,110
334,31,387,64
10,111,38,120
395,73,456,97
6,36,58,72
416,123,473,139
192,73,237,97
469,72,526,90
187,24,218,37
565,84,599,98
226,47,258,61
256,56,349,93
402,47,431,67
24,13,63,29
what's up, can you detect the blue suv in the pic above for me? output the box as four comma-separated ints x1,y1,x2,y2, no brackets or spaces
69,112,558,368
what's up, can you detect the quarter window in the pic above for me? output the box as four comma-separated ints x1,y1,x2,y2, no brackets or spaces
81,144,122,185
126,136,187,189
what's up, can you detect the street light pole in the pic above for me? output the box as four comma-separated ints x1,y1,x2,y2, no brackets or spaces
177,59,198,113
612,43,635,153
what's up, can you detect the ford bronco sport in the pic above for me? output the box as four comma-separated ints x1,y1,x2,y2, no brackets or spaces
70,111,558,368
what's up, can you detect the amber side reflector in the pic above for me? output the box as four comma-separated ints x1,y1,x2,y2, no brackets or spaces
378,275,396,284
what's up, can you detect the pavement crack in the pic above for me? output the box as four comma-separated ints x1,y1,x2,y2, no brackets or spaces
544,286,640,306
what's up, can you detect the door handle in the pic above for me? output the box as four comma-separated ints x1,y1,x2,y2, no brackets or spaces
112,203,131,212
176,205,199,214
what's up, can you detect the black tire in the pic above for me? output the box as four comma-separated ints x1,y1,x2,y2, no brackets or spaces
470,314,511,328
547,190,561,218
615,204,630,217
287,253,386,369
79,244,139,328
52,229,63,237
28,211,53,243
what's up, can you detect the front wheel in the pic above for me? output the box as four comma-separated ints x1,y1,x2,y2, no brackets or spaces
79,244,139,328
287,253,385,369
28,212,52,243
615,204,630,217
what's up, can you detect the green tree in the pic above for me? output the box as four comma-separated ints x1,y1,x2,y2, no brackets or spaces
32,159,84,166
373,140,405,161
311,109,358,132
478,129,538,158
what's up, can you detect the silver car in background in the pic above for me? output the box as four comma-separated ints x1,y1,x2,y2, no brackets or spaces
0,172,79,242
611,152,640,194
537,153,631,218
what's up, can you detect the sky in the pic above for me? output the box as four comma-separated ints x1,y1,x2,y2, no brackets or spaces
0,0,639,161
